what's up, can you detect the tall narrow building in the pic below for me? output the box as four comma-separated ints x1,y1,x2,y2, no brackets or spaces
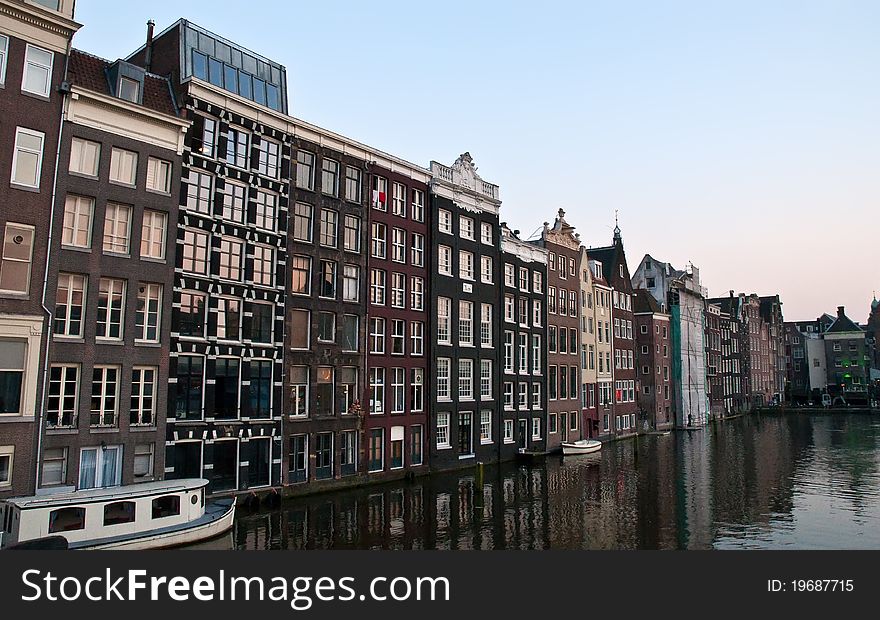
428,153,500,470
40,49,187,491
587,254,614,437
578,246,599,438
0,0,80,497
128,20,289,493
364,160,431,479
535,209,582,451
500,223,547,456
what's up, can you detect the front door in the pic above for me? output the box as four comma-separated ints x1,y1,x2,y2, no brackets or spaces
561,412,569,441
518,420,527,450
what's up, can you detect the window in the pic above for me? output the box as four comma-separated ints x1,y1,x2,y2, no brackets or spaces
146,158,172,193
90,366,120,426
370,268,386,305
371,222,386,258
253,245,274,287
103,203,131,255
480,304,492,347
391,272,405,308
504,419,514,443
480,360,492,399
411,233,425,267
152,495,180,520
532,418,542,439
372,175,387,209
117,76,140,103
343,264,360,302
289,366,309,417
130,367,156,425
369,367,385,414
184,169,212,214
411,368,424,412
182,229,209,275
518,383,528,408
504,295,514,322
69,138,100,177
96,278,125,340
317,311,336,342
437,297,451,344
135,283,162,342
254,190,277,231
532,383,541,409
140,210,166,260
319,260,336,298
341,314,358,352
459,250,474,280
410,425,423,465
481,255,493,283
343,215,361,252
459,301,473,346
369,318,385,353
480,222,492,244
391,368,405,413
0,341,25,416
504,264,515,287
217,238,243,281
533,300,543,326
12,128,44,188
177,291,206,338
392,182,407,216
41,447,67,486
293,203,314,242
533,271,543,293
459,412,473,455
519,333,528,373
109,148,137,186
459,359,474,400
175,355,203,420
412,189,425,222
345,166,361,202
319,209,338,247
316,366,334,415
213,358,240,419
290,255,312,296
392,228,406,262
410,276,424,310
480,411,492,443
391,319,405,355
438,245,452,276
436,358,451,400
519,267,529,290
504,331,514,372
340,367,358,415
503,382,514,409
438,209,452,234
133,444,155,479
411,321,424,356
256,138,280,178
49,507,85,533
216,297,240,341
221,181,246,222
460,216,475,240
46,364,79,427
1,223,35,294
296,151,315,190
224,127,249,168
533,335,542,374
0,34,7,87
22,44,53,97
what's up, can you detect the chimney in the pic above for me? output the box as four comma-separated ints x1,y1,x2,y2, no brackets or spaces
145,20,155,73
838,306,845,318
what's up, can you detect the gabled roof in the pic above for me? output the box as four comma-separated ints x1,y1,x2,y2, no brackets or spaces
826,309,863,334
68,49,178,117
586,245,617,283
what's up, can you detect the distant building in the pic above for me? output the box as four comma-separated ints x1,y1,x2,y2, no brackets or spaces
633,289,672,430
705,302,724,419
632,255,709,427
706,293,747,414
823,306,868,404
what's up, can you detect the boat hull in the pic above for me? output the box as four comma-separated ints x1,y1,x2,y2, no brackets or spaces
78,501,235,551
561,440,602,456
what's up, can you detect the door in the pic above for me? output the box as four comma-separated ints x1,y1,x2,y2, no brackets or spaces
561,412,569,442
518,420,527,450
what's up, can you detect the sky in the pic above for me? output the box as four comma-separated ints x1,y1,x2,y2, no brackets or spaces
71,0,880,321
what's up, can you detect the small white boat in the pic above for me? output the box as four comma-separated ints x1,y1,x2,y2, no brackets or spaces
561,439,602,455
0,478,234,550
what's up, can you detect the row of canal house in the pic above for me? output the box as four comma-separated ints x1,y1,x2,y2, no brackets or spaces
0,7,661,499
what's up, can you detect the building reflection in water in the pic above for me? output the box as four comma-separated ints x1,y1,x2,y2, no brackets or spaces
222,414,880,550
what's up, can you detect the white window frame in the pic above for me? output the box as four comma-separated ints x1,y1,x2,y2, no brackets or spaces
21,43,53,97
11,127,45,189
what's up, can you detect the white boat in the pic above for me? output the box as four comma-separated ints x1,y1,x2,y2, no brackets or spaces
561,439,602,455
0,478,234,550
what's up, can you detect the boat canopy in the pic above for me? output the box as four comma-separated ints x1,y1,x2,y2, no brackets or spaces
2,479,209,510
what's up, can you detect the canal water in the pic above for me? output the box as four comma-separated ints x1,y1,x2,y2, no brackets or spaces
220,413,880,550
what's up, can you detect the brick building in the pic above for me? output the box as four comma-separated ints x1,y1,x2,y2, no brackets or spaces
633,289,672,430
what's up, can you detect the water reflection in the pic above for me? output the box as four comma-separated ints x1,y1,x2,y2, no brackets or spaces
224,414,880,550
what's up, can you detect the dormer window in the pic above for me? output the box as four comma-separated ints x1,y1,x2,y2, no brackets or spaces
118,77,140,103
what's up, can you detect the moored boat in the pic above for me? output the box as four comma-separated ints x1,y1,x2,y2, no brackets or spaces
0,478,234,550
561,439,602,456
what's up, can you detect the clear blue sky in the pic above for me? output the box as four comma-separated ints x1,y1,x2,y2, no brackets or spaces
73,0,880,321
